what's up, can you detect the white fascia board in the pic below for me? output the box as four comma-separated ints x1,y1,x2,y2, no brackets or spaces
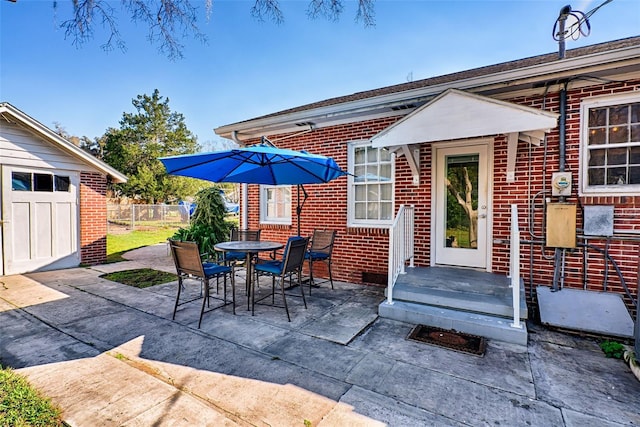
370,89,559,148
0,103,128,183
215,44,640,140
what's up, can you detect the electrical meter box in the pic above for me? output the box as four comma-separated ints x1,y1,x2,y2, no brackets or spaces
551,172,572,196
546,203,577,248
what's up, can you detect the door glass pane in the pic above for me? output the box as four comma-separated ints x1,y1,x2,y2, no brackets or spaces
55,175,70,192
445,155,479,249
34,173,53,192
12,172,32,191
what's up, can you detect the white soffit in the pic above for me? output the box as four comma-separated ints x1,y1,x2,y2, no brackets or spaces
371,89,559,148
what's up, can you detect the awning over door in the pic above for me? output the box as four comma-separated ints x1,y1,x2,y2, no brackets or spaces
370,89,559,183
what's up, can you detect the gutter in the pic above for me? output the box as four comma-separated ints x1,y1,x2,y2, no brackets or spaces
215,43,640,140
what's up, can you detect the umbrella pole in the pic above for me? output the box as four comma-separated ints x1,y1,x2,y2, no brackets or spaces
296,184,308,236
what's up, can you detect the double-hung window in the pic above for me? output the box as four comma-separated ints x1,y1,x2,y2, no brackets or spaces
260,185,291,224
581,93,640,195
348,141,394,227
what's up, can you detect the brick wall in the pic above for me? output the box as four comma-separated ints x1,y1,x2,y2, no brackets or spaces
241,80,640,309
79,172,108,265
502,80,640,312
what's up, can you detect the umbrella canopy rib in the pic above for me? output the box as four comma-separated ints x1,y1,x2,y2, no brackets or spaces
159,144,347,235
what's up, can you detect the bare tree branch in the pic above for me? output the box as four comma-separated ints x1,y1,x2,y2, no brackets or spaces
61,0,126,52
355,0,375,27
124,0,206,60
30,0,376,59
251,0,284,24
307,0,343,22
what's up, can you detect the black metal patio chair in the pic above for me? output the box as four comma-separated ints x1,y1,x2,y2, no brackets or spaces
169,239,235,328
304,229,336,293
253,236,309,321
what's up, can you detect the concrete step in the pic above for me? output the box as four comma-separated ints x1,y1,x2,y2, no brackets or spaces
378,300,528,346
390,279,528,320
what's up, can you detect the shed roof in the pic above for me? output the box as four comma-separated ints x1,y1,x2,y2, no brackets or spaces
0,102,127,183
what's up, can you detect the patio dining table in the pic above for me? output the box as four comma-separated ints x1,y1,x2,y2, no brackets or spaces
214,240,284,312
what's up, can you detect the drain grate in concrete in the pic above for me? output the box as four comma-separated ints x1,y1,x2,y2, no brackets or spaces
407,325,486,356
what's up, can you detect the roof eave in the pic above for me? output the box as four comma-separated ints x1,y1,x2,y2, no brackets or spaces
0,102,128,183
215,41,640,141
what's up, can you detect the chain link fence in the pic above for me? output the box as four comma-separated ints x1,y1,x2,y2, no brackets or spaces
107,204,190,232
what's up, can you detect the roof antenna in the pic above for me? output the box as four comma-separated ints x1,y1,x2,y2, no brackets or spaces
552,0,610,60
554,5,573,59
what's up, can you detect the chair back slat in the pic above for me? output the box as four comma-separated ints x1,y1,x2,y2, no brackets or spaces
169,239,205,277
310,230,336,255
231,228,261,242
282,237,309,274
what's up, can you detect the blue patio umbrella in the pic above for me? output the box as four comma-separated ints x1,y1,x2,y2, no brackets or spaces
160,143,347,235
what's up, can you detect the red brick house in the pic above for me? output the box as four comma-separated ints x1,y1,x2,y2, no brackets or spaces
215,37,640,342
0,102,127,275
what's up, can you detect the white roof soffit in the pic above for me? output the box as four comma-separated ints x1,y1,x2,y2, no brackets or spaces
0,103,128,183
216,42,637,141
370,89,559,148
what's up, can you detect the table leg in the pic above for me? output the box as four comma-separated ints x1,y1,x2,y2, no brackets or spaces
246,253,253,313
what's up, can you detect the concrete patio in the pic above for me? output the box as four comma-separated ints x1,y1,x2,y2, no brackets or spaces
0,243,639,426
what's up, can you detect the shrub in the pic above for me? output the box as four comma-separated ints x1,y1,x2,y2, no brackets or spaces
600,340,625,359
172,187,232,256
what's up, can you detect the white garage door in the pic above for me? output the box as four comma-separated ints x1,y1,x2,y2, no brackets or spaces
1,166,79,275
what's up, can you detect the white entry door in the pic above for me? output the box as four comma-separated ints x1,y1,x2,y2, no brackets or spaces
434,143,490,268
1,166,80,275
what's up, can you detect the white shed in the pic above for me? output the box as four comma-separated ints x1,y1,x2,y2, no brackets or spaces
0,102,127,275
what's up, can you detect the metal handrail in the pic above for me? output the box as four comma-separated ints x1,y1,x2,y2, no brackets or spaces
386,205,415,305
510,204,523,329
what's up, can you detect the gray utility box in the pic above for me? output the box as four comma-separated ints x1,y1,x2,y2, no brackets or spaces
583,205,614,237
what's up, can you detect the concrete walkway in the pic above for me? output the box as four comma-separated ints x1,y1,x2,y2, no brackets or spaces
1,243,639,426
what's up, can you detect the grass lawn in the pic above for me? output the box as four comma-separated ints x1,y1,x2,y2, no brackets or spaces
0,366,64,426
100,268,177,288
107,228,178,262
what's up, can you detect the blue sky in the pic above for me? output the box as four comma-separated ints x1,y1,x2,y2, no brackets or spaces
1,0,638,149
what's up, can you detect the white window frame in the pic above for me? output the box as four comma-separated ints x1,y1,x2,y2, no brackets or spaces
347,140,395,228
580,92,640,196
260,185,292,225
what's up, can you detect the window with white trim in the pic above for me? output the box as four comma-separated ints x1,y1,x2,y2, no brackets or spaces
348,141,394,227
260,185,291,224
581,93,640,195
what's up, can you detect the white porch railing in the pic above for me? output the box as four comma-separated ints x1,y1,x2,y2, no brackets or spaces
509,204,523,329
386,204,415,305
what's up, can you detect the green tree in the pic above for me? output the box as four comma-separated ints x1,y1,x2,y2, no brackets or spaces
53,122,104,158
102,89,206,203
